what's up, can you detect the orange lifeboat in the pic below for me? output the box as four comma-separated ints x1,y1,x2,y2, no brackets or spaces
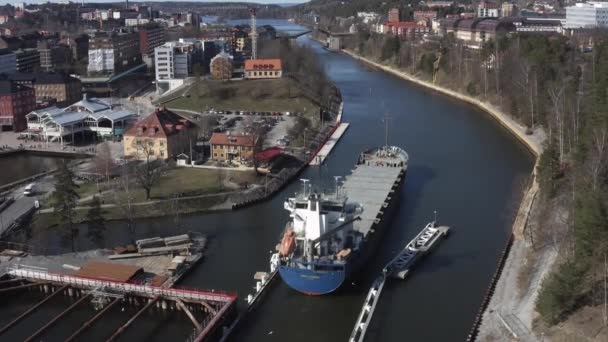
279,229,296,256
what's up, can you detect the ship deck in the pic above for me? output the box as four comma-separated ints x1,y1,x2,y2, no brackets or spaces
342,164,403,235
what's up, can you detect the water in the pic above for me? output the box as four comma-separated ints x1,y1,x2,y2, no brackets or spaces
4,22,534,341
0,151,59,186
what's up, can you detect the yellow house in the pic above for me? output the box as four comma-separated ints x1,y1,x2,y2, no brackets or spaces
123,108,192,160
209,132,255,163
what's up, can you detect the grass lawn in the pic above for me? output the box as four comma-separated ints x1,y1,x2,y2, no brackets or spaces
162,78,320,121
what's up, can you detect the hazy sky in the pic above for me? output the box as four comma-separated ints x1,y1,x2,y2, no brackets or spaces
15,0,307,4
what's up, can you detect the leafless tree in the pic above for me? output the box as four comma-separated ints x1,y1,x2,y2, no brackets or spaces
114,167,137,242
94,142,114,186
132,138,164,200
548,80,567,162
586,126,608,192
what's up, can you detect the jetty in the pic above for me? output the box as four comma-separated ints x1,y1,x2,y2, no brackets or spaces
348,222,450,342
309,123,350,166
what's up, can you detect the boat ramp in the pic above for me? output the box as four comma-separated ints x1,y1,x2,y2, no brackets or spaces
349,222,450,342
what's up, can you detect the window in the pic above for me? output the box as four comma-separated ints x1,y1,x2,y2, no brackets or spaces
214,153,217,157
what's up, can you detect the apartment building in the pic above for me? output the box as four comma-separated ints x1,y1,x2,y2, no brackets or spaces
87,30,142,75
154,40,202,94
566,2,608,28
0,80,35,132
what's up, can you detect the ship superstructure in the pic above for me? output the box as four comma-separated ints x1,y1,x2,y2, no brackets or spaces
275,145,409,295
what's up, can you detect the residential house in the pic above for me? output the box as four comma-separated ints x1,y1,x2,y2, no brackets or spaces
209,132,255,163
123,108,192,160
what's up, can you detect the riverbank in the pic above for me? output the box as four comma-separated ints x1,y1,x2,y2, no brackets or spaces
339,49,548,341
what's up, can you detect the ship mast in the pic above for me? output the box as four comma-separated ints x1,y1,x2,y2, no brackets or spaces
383,112,391,148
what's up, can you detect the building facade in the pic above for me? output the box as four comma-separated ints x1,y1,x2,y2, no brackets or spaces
9,73,82,106
138,23,165,57
209,132,254,163
88,30,142,75
478,1,501,18
210,52,233,80
566,2,608,28
244,59,282,80
123,108,192,160
154,40,202,94
0,80,35,132
388,8,400,22
14,49,40,72
0,49,16,74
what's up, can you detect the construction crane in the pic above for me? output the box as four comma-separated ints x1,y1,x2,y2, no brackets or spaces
249,8,258,60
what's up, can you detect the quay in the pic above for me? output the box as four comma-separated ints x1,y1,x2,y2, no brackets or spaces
349,222,450,342
309,122,350,166
0,233,237,341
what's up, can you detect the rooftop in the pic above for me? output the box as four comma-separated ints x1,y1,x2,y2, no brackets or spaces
0,80,31,95
73,261,143,283
124,108,191,138
210,132,255,147
244,59,282,71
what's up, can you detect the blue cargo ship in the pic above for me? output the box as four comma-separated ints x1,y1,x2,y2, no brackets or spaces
274,146,409,295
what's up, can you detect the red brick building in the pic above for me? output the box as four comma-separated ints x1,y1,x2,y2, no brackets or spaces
138,23,165,57
0,80,35,132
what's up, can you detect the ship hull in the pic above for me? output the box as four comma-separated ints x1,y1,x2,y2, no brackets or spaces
279,168,407,295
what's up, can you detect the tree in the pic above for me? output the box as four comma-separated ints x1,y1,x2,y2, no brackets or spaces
52,159,80,252
94,142,114,187
114,167,137,243
133,138,163,200
381,35,400,61
85,196,105,246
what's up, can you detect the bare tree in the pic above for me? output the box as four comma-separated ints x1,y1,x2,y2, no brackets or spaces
114,167,137,243
94,142,114,186
586,126,608,192
132,138,164,200
548,80,566,162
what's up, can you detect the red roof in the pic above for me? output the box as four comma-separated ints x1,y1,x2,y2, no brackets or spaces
256,147,283,162
74,261,143,283
210,133,255,147
124,108,190,138
244,59,282,72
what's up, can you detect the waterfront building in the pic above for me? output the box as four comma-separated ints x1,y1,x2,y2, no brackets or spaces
8,73,82,107
0,80,35,132
25,95,137,144
388,8,400,22
14,48,40,72
210,52,233,80
244,59,282,80
87,30,142,75
478,1,501,18
565,2,608,28
0,49,16,74
154,40,202,94
123,108,192,160
209,132,255,163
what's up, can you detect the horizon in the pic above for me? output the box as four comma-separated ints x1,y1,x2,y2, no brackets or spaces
8,0,308,4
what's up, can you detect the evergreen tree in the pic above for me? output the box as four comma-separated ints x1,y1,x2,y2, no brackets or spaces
52,159,80,252
86,196,106,247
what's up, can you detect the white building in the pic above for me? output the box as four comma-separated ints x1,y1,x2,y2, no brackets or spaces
125,18,149,26
154,40,202,94
24,95,137,145
566,2,608,28
0,50,16,74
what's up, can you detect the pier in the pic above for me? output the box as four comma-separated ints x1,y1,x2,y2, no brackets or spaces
309,123,350,166
1,266,237,341
349,222,450,342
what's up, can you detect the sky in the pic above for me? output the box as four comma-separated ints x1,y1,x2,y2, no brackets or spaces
15,0,308,4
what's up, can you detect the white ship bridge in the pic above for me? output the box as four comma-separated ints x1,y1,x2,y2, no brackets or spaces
23,95,137,145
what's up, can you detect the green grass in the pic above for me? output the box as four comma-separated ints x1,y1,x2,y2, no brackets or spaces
162,78,320,121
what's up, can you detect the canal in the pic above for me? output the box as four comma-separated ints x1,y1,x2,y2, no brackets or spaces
2,22,534,342
0,152,59,186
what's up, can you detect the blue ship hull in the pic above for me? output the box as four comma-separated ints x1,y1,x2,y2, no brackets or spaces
278,264,346,295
